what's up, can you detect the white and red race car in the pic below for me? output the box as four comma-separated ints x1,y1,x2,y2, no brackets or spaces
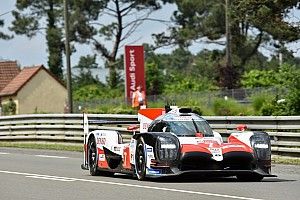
81,106,276,181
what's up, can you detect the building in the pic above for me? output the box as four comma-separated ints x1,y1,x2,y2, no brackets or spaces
0,63,67,114
0,61,20,92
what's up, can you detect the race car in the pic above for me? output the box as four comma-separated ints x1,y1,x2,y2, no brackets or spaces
81,106,276,181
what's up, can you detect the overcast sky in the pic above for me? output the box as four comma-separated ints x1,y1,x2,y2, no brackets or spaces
0,1,299,74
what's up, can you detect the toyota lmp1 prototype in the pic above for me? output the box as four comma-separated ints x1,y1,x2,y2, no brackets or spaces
81,106,276,181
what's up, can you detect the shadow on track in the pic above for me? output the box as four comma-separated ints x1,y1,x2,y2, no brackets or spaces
102,173,293,183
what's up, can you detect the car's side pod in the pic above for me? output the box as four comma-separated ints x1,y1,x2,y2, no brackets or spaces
250,131,272,174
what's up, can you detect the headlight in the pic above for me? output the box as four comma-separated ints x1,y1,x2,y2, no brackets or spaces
156,136,179,162
250,132,271,160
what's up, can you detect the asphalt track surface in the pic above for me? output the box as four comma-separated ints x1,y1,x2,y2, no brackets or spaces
0,147,299,200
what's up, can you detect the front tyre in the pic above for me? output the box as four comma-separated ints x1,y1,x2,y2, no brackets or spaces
88,138,100,176
135,137,146,181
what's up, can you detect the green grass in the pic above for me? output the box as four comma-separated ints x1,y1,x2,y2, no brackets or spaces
272,156,300,165
0,142,83,152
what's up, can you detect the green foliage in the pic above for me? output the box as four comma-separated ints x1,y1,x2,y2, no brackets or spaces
286,76,300,115
163,74,217,94
146,62,164,95
73,84,122,101
73,54,100,87
213,98,251,116
241,63,298,88
241,70,277,88
2,99,16,115
260,98,288,116
81,104,136,115
244,63,300,115
193,50,222,79
47,27,63,79
250,92,274,114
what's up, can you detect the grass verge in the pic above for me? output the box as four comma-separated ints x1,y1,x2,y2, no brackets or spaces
272,156,300,165
0,142,83,152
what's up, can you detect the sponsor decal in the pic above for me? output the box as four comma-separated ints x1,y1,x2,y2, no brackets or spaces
114,147,121,152
143,123,149,130
147,147,153,152
124,45,146,102
209,148,223,161
147,168,161,175
97,138,106,145
99,154,105,161
254,143,269,149
97,132,106,137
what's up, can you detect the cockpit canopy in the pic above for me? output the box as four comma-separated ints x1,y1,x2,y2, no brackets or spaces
148,113,214,137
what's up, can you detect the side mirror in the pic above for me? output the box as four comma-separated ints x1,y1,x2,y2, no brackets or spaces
236,124,247,131
127,125,139,131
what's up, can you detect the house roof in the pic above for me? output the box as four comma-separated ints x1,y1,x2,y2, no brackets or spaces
0,65,66,97
0,61,20,92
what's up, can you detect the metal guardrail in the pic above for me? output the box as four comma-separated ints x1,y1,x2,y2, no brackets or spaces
0,114,299,157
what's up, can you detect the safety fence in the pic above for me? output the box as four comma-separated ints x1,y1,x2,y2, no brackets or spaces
0,114,299,158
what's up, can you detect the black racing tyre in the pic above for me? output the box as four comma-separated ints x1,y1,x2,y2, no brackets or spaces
88,138,100,176
135,137,147,181
236,174,264,182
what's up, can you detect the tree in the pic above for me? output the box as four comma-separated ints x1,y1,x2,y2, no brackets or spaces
154,0,300,88
73,54,100,87
10,0,64,79
146,62,164,95
0,16,13,40
70,0,174,88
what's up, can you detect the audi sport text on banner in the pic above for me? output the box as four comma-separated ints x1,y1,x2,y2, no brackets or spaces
124,45,146,102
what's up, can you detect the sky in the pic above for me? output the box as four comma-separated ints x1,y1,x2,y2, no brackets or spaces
0,1,300,81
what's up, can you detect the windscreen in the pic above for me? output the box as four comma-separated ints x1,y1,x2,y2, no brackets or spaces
167,120,213,137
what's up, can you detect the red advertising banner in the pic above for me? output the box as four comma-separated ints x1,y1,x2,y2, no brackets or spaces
124,45,146,104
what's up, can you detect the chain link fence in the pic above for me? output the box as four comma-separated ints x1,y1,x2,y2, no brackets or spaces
74,87,288,113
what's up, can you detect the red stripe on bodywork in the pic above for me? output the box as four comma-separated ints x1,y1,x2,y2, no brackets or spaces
181,142,253,155
222,144,253,154
227,135,253,153
138,108,165,120
97,148,109,168
181,144,211,154
122,146,131,169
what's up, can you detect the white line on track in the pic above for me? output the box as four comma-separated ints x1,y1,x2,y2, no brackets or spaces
0,152,10,155
26,175,75,182
0,170,263,200
35,155,68,159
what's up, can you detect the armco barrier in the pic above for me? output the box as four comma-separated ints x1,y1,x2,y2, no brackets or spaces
0,114,299,157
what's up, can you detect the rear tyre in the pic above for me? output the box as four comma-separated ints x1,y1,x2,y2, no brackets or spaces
236,174,263,182
135,137,146,181
88,138,100,176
